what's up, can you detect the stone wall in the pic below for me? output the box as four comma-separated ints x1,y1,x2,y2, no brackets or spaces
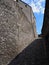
41,0,49,63
41,0,49,37
0,0,37,65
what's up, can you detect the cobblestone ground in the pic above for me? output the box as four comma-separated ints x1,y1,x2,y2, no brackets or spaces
8,38,47,65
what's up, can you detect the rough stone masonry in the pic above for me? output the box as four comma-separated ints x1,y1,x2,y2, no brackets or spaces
0,0,37,65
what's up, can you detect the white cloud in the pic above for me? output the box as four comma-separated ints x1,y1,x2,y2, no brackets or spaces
30,1,40,13
22,0,45,14
30,0,45,14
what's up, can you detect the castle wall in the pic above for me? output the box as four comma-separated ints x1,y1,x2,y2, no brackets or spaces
0,0,37,65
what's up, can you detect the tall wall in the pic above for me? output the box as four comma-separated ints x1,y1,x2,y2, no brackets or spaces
41,0,49,37
41,0,49,63
0,0,37,65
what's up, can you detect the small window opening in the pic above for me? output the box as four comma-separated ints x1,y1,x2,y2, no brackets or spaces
16,0,18,2
25,4,27,7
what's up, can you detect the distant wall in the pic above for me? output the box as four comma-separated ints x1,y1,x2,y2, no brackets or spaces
0,0,37,65
41,0,49,37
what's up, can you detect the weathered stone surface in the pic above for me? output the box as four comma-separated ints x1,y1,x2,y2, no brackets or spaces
0,0,37,65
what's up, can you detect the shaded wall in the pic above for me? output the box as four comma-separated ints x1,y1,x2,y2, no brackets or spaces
41,0,49,63
41,0,49,37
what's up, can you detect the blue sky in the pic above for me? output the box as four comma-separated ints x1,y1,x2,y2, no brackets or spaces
22,0,45,34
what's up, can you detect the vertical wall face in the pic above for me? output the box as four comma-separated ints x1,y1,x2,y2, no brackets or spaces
41,0,49,61
42,0,49,37
0,0,37,65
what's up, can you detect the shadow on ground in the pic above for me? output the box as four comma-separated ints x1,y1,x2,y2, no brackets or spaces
8,38,48,65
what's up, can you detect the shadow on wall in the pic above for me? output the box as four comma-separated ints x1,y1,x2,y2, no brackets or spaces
8,38,47,65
